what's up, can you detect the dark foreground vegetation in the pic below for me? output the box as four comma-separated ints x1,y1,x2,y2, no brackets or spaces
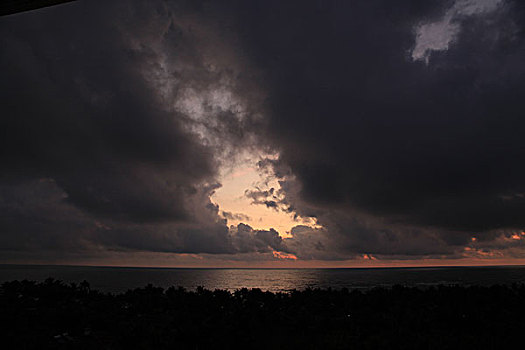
1,280,525,349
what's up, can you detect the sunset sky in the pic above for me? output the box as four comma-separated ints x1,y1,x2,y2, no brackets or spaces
2,0,525,267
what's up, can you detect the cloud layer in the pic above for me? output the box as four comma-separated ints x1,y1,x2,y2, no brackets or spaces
2,0,525,263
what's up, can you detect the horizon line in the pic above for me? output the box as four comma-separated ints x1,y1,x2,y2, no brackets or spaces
2,262,525,270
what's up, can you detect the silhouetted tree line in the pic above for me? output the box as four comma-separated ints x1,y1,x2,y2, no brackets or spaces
1,279,524,349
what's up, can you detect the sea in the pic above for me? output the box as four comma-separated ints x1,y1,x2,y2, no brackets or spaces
1,264,525,294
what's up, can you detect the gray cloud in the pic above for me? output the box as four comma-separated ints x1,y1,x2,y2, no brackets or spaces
412,0,504,62
244,187,288,211
221,211,251,222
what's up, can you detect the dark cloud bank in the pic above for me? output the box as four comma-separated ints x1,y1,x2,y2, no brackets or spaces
1,0,525,263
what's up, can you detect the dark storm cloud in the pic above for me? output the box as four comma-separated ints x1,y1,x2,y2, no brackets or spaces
1,1,214,222
229,223,289,254
0,0,268,258
284,216,471,261
224,0,525,257
0,179,99,252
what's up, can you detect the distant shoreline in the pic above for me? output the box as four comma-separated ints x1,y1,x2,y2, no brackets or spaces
3,264,525,294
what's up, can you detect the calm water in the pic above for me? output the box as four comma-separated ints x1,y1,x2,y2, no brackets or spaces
1,264,525,294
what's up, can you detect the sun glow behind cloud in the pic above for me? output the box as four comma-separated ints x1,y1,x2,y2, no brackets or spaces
211,154,320,237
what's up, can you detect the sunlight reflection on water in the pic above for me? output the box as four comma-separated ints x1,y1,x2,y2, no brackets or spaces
1,265,525,294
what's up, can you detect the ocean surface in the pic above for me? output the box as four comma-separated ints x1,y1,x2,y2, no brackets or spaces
1,264,525,294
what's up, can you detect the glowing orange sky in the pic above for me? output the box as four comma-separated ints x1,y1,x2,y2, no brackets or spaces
42,256,525,269
211,158,318,237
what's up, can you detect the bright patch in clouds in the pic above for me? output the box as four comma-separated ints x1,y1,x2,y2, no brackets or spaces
272,251,298,260
212,154,319,237
412,0,503,62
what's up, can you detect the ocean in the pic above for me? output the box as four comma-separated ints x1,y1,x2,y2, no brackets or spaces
1,264,525,294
